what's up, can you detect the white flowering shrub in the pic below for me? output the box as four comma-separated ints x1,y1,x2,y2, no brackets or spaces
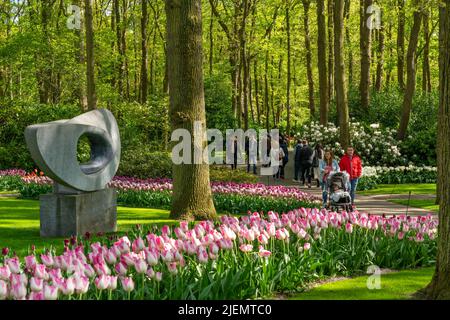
298,122,404,166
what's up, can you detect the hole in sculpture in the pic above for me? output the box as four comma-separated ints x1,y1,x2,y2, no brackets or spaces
77,132,114,175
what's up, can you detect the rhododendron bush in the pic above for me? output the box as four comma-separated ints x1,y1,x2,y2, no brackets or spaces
0,208,437,300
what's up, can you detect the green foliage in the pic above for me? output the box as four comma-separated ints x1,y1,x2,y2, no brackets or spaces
0,175,23,192
209,166,258,183
204,75,235,131
118,148,173,179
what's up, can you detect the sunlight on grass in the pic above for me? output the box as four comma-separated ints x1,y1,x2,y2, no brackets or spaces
291,268,434,300
0,198,173,257
360,184,436,196
389,199,439,212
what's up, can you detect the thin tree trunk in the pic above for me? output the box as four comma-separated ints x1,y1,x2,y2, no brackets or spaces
376,9,385,92
328,0,334,103
165,0,216,220
76,0,88,111
140,0,148,104
334,0,350,148
302,0,315,118
397,0,406,90
423,0,450,299
85,0,97,110
286,0,292,134
317,0,329,125
344,0,353,89
264,50,270,131
254,61,261,126
422,9,432,93
360,0,372,110
397,3,423,140
209,8,214,76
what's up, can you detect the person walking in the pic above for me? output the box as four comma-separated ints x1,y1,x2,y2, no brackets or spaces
339,146,363,206
293,139,303,182
319,150,340,208
279,137,289,179
271,139,285,179
312,144,324,187
245,135,258,175
299,140,313,188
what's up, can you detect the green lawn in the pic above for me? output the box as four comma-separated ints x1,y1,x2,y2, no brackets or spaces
360,184,436,196
390,199,439,212
291,268,434,300
0,197,174,257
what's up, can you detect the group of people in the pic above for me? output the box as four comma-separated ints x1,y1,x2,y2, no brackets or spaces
231,135,363,208
292,140,362,208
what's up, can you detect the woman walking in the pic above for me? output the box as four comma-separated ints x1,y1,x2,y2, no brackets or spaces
319,150,340,208
312,144,324,187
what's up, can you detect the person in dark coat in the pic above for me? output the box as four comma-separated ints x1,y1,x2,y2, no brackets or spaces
293,139,303,182
279,137,289,179
299,140,313,188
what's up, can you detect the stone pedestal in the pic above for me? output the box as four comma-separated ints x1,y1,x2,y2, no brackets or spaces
40,188,117,237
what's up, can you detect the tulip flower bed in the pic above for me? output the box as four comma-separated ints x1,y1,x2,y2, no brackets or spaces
6,173,320,214
0,208,437,300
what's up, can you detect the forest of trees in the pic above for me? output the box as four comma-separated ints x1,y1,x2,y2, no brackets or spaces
0,0,441,145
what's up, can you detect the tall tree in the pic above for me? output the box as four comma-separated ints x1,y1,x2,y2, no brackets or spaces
328,0,334,103
302,0,315,118
140,0,149,104
334,0,350,148
423,0,450,299
85,0,97,110
359,0,373,110
397,2,423,140
317,0,329,125
165,0,216,220
422,8,432,93
286,0,292,134
375,9,385,92
397,0,406,90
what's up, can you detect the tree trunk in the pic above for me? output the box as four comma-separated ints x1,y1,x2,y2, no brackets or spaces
422,9,432,93
140,0,148,104
165,0,216,220
76,0,88,111
209,8,214,76
286,0,292,134
359,0,372,110
344,0,353,89
375,9,385,92
254,61,261,126
264,50,270,131
302,0,315,118
85,0,97,110
397,0,406,90
334,0,350,149
423,0,450,299
397,3,422,140
328,0,334,103
317,0,329,125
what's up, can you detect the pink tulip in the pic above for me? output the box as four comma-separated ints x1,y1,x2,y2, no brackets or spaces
108,275,118,290
132,238,145,253
180,221,189,232
345,222,353,234
60,278,75,296
10,273,28,287
144,249,159,266
6,257,21,274
258,247,272,258
25,255,37,270
398,232,405,240
0,266,11,281
239,244,253,253
168,262,178,275
134,259,148,274
28,291,44,301
30,277,44,292
74,275,90,294
94,262,111,276
258,234,268,245
155,272,163,282
105,249,117,265
34,264,48,280
83,263,96,278
197,248,208,264
146,267,155,279
40,253,54,267
162,225,171,236
95,275,110,290
209,243,219,255
115,262,128,276
120,277,135,292
43,284,59,300
0,280,8,300
303,243,311,251
10,283,27,300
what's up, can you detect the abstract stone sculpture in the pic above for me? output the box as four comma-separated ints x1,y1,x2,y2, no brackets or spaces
25,109,121,237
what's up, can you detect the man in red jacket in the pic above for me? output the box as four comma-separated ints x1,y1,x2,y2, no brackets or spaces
339,146,363,206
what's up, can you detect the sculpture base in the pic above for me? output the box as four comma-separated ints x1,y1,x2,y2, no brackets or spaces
40,188,117,238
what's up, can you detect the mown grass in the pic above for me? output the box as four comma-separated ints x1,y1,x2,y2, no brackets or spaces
0,197,174,257
291,267,434,300
389,199,439,213
360,184,436,196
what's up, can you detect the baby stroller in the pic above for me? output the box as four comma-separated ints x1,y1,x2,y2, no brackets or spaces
326,172,353,212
